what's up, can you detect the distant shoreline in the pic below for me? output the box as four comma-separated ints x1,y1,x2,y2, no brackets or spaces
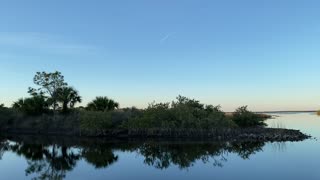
254,111,316,113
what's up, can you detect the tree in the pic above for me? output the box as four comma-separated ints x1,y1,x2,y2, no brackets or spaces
12,96,49,115
0,104,4,108
86,97,119,111
56,87,82,113
28,71,67,111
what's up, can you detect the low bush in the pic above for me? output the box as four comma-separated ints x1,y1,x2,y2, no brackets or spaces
80,107,143,131
127,96,236,129
80,111,112,131
232,106,267,127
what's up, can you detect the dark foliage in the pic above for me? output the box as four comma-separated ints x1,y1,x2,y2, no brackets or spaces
127,96,235,129
232,106,267,127
0,105,17,126
56,86,82,113
12,96,49,116
28,71,68,111
86,97,119,112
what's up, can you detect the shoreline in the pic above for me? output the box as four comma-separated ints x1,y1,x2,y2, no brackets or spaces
0,127,310,142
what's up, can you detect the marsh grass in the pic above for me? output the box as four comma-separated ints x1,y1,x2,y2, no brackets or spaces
269,121,286,129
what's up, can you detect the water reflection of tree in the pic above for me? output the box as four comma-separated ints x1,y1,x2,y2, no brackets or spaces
227,141,265,159
10,143,80,180
138,143,227,169
6,140,121,179
82,145,119,169
137,141,265,169
0,136,267,179
0,139,9,160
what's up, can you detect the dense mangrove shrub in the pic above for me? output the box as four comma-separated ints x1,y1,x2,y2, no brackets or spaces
128,96,235,129
232,106,267,127
127,102,173,129
80,107,142,130
80,111,113,131
109,107,142,128
200,105,235,128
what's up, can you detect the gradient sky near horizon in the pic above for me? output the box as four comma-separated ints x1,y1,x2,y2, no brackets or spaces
1,0,320,111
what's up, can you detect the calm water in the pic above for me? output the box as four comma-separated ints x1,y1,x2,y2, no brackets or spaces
0,112,319,180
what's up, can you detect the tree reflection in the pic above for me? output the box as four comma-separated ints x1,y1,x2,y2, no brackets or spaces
82,145,118,169
227,141,265,159
137,141,265,169
10,143,80,180
0,136,267,179
0,138,9,160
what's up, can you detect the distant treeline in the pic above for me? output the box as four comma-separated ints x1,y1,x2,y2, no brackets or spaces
0,71,269,135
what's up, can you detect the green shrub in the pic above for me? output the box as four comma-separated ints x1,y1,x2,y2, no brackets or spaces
80,111,112,131
128,102,174,129
128,96,235,129
232,106,267,127
201,105,236,128
110,108,142,128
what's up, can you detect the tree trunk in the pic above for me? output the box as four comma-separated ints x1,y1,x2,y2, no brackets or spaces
62,102,68,113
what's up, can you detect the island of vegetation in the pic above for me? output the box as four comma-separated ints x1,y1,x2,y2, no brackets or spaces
0,71,310,141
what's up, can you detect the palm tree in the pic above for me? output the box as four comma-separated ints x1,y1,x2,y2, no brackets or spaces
57,87,82,113
12,96,49,115
86,97,119,111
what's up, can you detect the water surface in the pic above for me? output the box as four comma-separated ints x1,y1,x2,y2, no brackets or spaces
0,112,319,180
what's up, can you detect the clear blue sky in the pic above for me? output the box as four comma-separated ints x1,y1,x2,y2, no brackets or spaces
0,0,320,111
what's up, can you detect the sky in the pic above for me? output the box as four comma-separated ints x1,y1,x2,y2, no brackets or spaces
0,0,320,111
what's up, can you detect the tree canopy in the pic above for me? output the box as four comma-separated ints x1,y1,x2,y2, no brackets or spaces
28,71,68,111
12,96,49,115
13,71,82,114
56,87,82,113
86,97,119,112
